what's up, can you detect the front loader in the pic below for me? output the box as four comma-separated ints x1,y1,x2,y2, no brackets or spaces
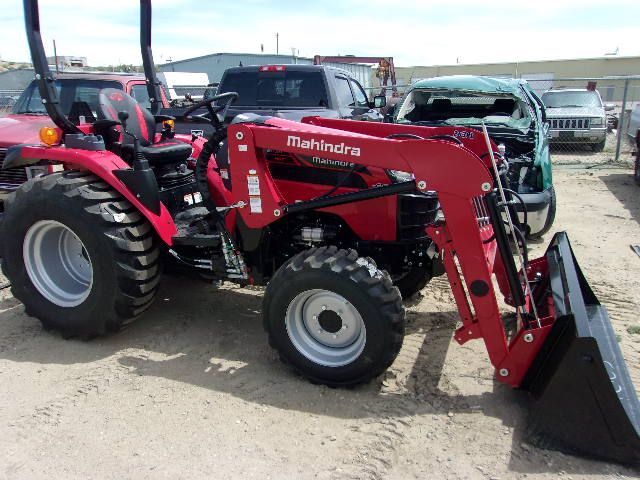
2,0,638,466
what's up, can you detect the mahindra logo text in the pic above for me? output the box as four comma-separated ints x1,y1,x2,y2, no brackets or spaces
287,135,361,157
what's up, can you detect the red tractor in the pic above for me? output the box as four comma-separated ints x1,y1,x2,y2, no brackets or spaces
2,0,639,466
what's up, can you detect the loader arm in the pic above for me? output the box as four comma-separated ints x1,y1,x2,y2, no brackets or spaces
227,117,532,384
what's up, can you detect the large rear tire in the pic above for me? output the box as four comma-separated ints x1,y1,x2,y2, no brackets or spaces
263,246,405,387
0,171,162,338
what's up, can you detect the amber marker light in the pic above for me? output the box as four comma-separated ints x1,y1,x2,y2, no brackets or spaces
39,126,62,146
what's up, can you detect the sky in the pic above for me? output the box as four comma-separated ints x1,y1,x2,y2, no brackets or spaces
1,0,640,68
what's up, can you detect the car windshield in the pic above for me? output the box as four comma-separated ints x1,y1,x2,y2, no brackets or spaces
541,90,602,108
13,79,122,119
395,88,532,130
219,70,328,108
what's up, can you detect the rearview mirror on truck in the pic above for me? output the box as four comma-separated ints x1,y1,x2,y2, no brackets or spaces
372,95,386,109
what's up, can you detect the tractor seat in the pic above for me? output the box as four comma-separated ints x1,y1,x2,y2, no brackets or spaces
97,88,191,166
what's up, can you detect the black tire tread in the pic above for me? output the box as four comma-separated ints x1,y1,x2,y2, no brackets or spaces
263,246,405,387
1,170,161,338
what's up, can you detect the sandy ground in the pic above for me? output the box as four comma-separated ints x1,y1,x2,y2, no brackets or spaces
1,143,640,479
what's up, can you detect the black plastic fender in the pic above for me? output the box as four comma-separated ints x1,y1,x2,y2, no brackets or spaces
2,144,41,170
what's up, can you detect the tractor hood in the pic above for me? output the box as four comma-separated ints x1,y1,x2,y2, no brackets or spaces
0,114,51,148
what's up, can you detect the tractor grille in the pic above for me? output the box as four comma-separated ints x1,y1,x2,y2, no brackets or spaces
398,193,439,241
549,118,591,130
0,148,28,192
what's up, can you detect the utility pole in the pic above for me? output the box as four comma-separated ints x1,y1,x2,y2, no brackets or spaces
53,39,60,74
276,33,279,55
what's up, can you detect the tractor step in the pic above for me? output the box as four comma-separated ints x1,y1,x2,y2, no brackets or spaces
172,208,221,247
172,231,221,247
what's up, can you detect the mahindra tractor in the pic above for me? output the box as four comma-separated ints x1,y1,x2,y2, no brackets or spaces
2,0,639,466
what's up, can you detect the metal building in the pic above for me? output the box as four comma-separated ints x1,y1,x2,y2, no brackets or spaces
393,55,640,101
159,52,373,89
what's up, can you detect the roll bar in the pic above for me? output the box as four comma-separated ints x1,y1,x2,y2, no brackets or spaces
140,0,162,115
22,0,163,133
23,0,81,134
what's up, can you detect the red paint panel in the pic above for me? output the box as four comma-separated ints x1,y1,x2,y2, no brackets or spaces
19,145,177,245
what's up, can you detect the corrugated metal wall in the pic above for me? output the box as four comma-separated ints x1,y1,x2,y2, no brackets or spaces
159,53,372,89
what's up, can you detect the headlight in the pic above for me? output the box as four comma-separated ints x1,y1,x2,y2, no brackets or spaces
387,170,415,183
591,117,605,127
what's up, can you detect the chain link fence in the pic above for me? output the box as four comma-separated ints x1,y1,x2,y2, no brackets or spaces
0,90,22,117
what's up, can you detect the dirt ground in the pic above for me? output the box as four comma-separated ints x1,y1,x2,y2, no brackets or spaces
1,146,640,479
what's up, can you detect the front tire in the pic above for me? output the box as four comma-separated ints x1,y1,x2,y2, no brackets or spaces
634,153,640,186
0,171,162,338
394,264,431,299
592,139,606,152
263,246,405,387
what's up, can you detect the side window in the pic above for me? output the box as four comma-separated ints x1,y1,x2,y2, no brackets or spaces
130,84,151,110
335,76,355,108
349,79,369,108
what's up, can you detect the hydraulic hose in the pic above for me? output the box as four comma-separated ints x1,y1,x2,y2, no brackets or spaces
503,188,528,230
195,128,228,212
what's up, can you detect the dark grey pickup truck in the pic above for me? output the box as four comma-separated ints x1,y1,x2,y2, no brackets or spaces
219,64,384,122
172,64,385,136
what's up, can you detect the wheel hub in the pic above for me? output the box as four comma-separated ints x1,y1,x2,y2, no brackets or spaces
285,289,366,367
23,220,93,308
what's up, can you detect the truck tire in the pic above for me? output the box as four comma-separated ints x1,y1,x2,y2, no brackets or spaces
394,264,431,299
592,139,606,152
263,246,405,387
634,154,640,186
528,186,557,240
0,171,161,338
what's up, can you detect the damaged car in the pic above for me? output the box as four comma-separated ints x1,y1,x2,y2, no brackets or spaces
393,75,555,238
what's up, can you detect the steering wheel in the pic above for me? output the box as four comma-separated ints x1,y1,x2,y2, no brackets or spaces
182,92,239,126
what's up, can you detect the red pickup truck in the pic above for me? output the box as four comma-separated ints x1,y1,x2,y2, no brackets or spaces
0,72,170,207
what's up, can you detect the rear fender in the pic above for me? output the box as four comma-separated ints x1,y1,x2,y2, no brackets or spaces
16,145,177,245
2,144,43,169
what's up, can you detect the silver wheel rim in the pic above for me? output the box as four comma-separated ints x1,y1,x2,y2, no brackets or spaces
285,289,366,367
23,220,93,308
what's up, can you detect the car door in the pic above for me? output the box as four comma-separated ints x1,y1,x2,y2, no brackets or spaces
521,84,553,190
334,75,358,119
348,78,383,121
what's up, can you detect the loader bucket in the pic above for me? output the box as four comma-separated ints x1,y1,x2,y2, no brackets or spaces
523,232,640,465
